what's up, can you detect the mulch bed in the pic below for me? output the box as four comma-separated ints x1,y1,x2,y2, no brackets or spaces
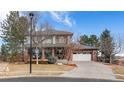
67,64,77,67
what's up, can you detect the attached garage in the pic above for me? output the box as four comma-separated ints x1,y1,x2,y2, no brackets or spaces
73,54,91,61
72,44,98,62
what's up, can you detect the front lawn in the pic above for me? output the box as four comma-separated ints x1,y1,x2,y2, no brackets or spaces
108,64,124,79
0,63,75,76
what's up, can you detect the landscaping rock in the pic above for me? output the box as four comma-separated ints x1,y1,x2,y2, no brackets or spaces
57,60,68,64
57,63,63,65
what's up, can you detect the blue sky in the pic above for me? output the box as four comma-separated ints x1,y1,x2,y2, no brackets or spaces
33,11,124,38
0,11,124,45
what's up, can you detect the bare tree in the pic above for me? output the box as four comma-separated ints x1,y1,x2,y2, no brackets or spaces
100,29,124,64
112,33,124,57
32,21,54,64
24,11,47,64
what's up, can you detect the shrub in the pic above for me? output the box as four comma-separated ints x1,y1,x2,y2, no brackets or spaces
48,56,57,64
112,59,119,64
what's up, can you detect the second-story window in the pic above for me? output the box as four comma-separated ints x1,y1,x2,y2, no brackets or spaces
42,36,52,44
56,36,66,44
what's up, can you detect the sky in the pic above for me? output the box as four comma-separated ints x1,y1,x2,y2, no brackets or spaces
25,11,124,40
0,11,124,54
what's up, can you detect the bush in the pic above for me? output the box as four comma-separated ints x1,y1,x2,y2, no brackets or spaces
48,56,57,64
112,59,120,64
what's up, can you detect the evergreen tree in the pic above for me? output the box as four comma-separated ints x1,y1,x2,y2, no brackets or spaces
0,11,29,62
79,34,99,47
1,44,9,61
100,29,114,63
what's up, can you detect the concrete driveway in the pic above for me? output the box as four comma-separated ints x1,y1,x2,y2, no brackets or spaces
61,61,116,80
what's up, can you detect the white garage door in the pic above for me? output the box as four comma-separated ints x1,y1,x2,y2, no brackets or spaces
73,54,91,61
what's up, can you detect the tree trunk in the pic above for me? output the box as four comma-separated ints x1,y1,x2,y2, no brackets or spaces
21,41,24,62
110,55,112,64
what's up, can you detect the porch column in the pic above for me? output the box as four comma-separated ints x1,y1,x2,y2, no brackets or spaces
52,48,55,57
42,48,45,61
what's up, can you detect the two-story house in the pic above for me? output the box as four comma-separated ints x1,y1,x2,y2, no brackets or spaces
24,29,98,64
24,29,73,63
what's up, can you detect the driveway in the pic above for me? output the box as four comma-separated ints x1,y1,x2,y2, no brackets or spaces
61,61,116,80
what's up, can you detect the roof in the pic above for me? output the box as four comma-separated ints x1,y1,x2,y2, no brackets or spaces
73,43,98,50
26,29,73,36
25,43,68,48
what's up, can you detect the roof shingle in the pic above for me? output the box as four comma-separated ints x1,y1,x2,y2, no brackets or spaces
26,29,73,36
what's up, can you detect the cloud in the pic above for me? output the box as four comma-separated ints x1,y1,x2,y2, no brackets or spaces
0,11,9,32
49,11,75,27
0,11,9,46
0,11,9,22
0,11,9,31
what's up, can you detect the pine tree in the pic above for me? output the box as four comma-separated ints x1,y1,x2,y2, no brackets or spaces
100,29,114,63
79,34,99,47
1,44,9,61
0,11,29,62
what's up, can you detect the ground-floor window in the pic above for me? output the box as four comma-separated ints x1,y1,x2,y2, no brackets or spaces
28,47,67,60
55,47,66,59
45,48,52,59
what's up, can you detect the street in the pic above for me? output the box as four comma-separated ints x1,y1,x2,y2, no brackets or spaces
0,77,121,82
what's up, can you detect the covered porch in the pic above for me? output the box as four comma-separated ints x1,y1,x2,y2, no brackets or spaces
24,44,71,63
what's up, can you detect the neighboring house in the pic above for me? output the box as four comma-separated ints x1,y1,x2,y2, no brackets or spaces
24,29,98,63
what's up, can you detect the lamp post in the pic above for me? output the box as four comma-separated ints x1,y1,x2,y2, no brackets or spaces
29,12,34,74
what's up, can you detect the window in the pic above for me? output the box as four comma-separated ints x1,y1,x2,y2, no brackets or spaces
42,36,52,44
45,48,52,59
56,36,66,44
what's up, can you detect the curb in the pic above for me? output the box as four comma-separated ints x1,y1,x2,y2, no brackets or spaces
0,75,60,79
0,74,121,81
